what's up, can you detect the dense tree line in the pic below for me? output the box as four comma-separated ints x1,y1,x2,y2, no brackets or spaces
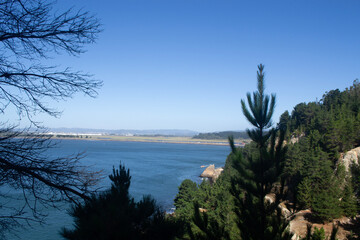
281,80,360,221
173,77,360,239
192,131,249,140
283,79,360,160
62,164,183,240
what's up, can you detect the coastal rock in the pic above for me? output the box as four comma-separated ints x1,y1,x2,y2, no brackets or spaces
200,164,215,178
200,164,223,182
338,146,360,172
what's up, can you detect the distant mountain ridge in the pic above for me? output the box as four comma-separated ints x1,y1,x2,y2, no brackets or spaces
48,128,198,137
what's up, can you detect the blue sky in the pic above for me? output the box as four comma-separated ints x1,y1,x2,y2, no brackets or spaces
18,0,360,132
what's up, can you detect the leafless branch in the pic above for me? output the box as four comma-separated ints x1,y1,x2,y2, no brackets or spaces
0,0,102,122
0,0,103,237
0,126,102,235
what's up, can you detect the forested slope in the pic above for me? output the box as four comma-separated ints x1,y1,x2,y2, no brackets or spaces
174,80,360,239
281,80,360,222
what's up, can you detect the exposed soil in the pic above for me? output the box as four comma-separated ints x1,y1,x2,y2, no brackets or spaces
289,210,359,239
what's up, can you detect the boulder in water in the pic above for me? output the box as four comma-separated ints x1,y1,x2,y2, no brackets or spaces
200,164,223,182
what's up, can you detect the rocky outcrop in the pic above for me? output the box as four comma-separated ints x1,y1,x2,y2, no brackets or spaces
289,133,305,144
200,164,216,178
263,194,354,239
289,210,311,240
200,164,223,182
289,210,356,240
265,194,291,218
338,146,360,172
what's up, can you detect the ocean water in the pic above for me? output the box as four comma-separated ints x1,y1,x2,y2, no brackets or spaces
4,139,230,239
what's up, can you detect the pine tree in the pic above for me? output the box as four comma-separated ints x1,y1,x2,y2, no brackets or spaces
297,177,313,209
174,179,198,221
61,164,182,240
230,64,292,240
311,161,342,222
183,177,239,240
301,225,338,240
341,181,358,217
188,202,231,240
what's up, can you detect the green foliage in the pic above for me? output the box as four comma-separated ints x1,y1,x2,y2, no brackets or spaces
61,164,182,240
301,225,338,240
193,131,249,140
188,202,231,240
312,190,342,222
311,157,343,221
351,163,360,197
174,179,198,221
286,139,345,221
286,134,358,221
230,64,292,240
341,182,358,217
173,70,360,239
283,80,360,220
297,177,312,209
287,79,360,160
311,227,326,240
174,175,239,239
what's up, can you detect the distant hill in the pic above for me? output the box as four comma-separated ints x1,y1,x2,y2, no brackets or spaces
192,131,249,140
48,128,198,137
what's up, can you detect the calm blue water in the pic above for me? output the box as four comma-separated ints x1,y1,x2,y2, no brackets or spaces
5,140,230,239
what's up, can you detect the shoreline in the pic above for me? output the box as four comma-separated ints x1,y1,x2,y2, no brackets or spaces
47,135,249,146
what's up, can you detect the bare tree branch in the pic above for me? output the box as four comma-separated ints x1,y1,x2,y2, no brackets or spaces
0,0,102,122
0,0,103,237
0,0,101,58
0,126,102,236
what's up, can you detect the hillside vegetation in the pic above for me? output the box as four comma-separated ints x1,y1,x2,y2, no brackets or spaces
174,80,360,239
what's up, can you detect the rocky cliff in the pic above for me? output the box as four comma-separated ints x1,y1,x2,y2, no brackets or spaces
338,146,360,172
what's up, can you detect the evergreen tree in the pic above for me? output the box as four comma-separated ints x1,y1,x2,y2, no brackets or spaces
285,133,347,220
61,164,182,240
309,227,326,240
297,177,313,209
188,202,231,240
174,179,198,221
311,161,342,222
312,190,341,222
177,176,239,239
301,225,338,240
341,181,358,217
230,64,292,240
351,163,360,198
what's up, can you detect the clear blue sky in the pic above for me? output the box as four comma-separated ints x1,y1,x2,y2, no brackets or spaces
22,0,360,132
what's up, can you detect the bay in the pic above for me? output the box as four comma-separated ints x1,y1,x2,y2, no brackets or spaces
6,139,230,239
